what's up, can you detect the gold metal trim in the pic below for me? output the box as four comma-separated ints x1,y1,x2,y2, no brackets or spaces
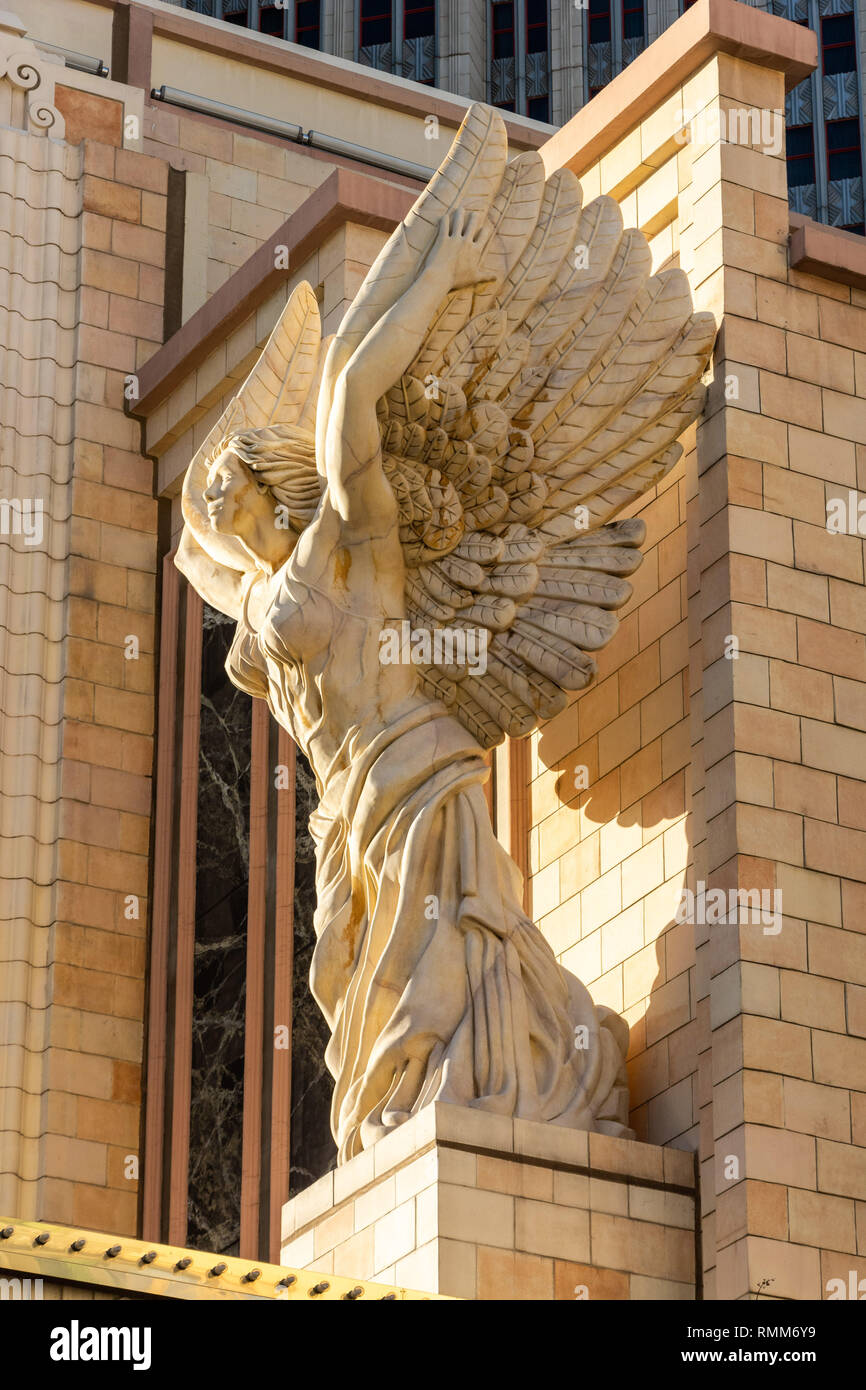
0,1218,448,1301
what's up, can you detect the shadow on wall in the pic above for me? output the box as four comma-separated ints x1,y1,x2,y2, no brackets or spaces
533,448,698,1153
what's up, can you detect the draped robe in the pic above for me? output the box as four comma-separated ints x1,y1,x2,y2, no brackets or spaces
226,564,632,1162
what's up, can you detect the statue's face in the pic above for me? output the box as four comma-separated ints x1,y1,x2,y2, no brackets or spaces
203,450,268,536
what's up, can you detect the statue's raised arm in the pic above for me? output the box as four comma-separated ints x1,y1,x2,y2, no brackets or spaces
177,105,716,1163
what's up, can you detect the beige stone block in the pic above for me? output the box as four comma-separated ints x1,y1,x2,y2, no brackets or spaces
355,1175,395,1232
393,1238,438,1293
795,520,864,585
645,972,690,1047
742,1122,817,1188
589,1132,665,1183
516,1197,590,1262
789,1188,856,1254
627,1186,695,1230
803,718,866,778
331,1226,375,1280
373,1197,416,1271
781,971,846,1032
285,1170,333,1236
773,764,837,823
813,1031,866,1090
789,425,856,486
806,818,866,881
438,1183,514,1250
766,562,829,621
591,1210,693,1281
513,1117,588,1168
587,1177,629,1215
416,1183,437,1247
279,1228,314,1267
438,1238,477,1300
477,1154,552,1202
394,1147,438,1205
745,1235,821,1300
332,1144,374,1205
784,1076,850,1143
742,1015,812,1080
847,983,866,1039
314,1201,354,1258
825,389,866,445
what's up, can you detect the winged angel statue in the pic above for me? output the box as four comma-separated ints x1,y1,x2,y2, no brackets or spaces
177,106,715,1162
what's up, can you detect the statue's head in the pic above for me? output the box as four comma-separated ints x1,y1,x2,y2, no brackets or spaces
202,424,323,571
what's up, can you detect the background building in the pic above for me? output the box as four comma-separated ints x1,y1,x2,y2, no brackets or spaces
172,0,866,231
1,0,865,1301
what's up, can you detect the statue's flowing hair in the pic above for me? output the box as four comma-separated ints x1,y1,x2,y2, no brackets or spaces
213,423,324,532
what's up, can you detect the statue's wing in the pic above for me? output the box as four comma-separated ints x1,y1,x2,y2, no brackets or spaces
180,281,323,566
315,104,509,463
372,110,716,747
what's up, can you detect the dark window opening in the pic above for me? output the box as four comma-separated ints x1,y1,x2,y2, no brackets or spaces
827,118,863,182
588,0,611,46
258,4,284,37
295,0,321,47
786,122,816,187
821,13,857,76
405,0,435,39
360,0,392,47
528,95,550,121
223,9,250,27
492,1,516,59
526,0,548,54
623,0,644,40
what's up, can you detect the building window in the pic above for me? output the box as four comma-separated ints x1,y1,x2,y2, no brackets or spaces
489,0,550,121
357,0,435,85
258,2,286,37
622,0,644,40
777,0,864,236
787,123,816,186
180,1,322,49
585,0,643,102
821,12,856,76
360,0,392,47
222,1,250,25
295,0,321,47
404,0,435,40
827,117,863,182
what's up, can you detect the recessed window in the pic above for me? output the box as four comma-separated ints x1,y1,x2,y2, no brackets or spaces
786,123,815,187
821,13,857,76
492,1,516,59
623,0,644,40
527,0,548,53
588,0,611,45
295,0,321,48
827,118,863,182
405,0,435,40
258,4,284,37
360,0,392,47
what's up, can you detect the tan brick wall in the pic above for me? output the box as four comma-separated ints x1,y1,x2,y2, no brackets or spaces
531,50,866,1300
142,105,336,306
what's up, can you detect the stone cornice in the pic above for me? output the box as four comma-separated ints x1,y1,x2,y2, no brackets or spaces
540,0,818,177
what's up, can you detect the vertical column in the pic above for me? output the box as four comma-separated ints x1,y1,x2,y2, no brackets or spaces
167,587,203,1246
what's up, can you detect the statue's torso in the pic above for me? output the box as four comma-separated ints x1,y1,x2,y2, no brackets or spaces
228,501,441,792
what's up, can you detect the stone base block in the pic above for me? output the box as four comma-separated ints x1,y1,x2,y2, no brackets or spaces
280,1103,698,1300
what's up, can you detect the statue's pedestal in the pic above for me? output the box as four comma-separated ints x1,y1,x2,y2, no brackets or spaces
280,1104,697,1299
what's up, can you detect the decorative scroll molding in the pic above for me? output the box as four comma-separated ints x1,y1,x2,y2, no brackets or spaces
0,12,65,138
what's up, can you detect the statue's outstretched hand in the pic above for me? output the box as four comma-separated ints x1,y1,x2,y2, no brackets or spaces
427,208,494,292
